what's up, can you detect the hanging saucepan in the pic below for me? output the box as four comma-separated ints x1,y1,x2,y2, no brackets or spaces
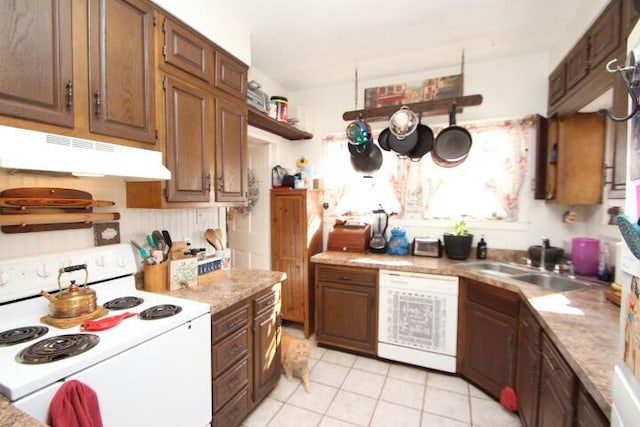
388,106,419,155
407,119,434,161
378,127,391,151
350,141,383,173
346,118,372,145
431,105,472,167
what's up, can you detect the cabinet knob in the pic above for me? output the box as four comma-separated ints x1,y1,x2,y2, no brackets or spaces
94,89,102,117
65,81,73,111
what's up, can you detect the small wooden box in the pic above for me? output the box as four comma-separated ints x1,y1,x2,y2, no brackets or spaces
328,224,371,253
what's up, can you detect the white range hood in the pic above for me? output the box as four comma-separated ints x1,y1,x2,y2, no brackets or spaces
0,125,171,180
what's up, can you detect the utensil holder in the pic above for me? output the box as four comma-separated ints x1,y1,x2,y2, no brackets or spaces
143,261,167,292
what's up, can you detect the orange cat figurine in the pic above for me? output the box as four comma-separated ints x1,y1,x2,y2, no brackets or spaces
281,332,311,392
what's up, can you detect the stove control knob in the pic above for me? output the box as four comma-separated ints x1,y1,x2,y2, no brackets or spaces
95,256,106,268
36,264,51,278
116,256,126,268
0,269,9,286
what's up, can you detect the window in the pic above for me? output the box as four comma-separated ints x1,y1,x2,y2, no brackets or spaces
323,115,535,221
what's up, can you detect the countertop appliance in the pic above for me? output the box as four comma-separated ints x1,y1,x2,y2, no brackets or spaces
378,270,459,372
612,15,640,426
0,244,212,426
413,237,443,257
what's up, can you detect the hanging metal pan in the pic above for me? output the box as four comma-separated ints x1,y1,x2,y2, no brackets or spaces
378,127,391,151
407,121,434,161
432,105,472,167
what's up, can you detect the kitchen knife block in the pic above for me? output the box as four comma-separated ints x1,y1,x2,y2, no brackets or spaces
143,261,168,292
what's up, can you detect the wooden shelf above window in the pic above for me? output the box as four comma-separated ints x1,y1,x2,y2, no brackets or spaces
247,105,313,140
342,94,483,122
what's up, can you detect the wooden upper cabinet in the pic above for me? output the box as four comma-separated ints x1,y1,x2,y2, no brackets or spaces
588,0,621,71
548,63,566,107
565,36,590,90
215,97,247,202
215,50,248,99
88,0,156,144
162,17,212,83
622,0,640,38
164,75,211,202
0,0,73,128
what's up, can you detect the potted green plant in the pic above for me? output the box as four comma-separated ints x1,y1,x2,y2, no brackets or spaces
443,219,474,260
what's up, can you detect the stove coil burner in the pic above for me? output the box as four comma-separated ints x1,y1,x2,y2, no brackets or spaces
0,326,49,346
16,334,100,364
139,304,182,320
103,296,144,310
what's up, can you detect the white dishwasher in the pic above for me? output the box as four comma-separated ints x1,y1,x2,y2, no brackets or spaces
378,269,459,373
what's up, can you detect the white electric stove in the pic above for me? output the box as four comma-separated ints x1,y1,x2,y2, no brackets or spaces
0,244,212,426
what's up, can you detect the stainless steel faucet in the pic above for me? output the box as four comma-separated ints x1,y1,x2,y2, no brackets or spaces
540,237,549,272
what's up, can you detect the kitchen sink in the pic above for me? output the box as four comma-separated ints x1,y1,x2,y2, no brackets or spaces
510,273,592,292
458,261,531,276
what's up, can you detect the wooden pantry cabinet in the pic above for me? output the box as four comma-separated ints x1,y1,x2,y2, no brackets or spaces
0,0,74,128
211,285,281,427
271,189,323,338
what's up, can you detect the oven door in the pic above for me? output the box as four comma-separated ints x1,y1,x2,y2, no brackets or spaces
378,270,458,372
15,313,211,426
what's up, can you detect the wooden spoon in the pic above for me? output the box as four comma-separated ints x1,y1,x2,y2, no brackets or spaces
205,229,222,250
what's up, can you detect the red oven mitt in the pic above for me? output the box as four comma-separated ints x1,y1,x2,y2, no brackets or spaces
80,312,136,331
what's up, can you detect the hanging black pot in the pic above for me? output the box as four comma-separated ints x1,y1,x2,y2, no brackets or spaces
350,141,382,173
407,123,434,161
432,105,472,167
378,127,391,151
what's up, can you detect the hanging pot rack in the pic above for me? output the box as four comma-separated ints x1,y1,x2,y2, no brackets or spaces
342,94,483,122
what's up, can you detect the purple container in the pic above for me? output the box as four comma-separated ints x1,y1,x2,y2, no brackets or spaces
571,237,600,276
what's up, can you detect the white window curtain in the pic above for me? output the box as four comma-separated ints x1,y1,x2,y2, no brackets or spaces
323,115,535,221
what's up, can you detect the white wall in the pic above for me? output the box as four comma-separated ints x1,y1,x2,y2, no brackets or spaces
150,0,251,64
276,51,616,253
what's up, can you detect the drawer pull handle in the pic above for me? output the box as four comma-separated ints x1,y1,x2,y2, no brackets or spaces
227,318,243,329
94,89,101,117
226,407,241,422
227,376,241,390
228,344,243,358
65,81,73,111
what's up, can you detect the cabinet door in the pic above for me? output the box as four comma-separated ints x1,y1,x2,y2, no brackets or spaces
88,0,155,144
588,0,621,71
316,280,377,355
516,306,541,427
162,17,212,82
164,75,211,202
461,300,518,398
576,385,609,427
548,63,566,107
215,97,247,202
622,0,640,39
273,259,305,322
215,49,248,99
538,336,575,427
0,0,73,127
252,306,281,403
565,37,589,90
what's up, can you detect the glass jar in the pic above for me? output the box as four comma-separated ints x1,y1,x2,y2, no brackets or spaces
387,228,410,256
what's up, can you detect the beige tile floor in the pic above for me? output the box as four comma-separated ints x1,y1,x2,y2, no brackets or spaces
241,326,522,427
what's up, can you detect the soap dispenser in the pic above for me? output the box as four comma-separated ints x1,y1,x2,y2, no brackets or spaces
477,236,488,259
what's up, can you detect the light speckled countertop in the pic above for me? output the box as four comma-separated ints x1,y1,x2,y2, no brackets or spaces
311,251,619,418
0,267,286,427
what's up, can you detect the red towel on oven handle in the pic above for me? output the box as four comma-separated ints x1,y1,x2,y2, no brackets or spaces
48,380,104,427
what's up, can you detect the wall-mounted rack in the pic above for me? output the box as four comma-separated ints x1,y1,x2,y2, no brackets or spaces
342,94,483,122
0,188,119,233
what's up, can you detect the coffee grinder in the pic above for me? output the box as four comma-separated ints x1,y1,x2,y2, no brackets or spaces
369,204,390,253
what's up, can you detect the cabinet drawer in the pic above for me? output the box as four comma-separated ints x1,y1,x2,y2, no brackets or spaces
254,288,281,316
542,334,575,399
213,386,248,427
317,266,377,286
212,358,249,412
212,327,249,377
467,281,520,317
212,304,249,343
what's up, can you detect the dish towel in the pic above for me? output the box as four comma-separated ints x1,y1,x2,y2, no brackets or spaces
48,380,104,427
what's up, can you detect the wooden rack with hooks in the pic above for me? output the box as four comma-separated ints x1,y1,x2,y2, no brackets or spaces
0,188,119,233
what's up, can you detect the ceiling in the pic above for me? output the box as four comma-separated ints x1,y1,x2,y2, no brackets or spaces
226,0,586,91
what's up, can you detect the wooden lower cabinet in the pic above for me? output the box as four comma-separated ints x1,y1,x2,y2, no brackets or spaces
211,284,281,427
315,265,377,355
576,384,609,427
458,278,520,399
516,303,541,427
538,334,575,427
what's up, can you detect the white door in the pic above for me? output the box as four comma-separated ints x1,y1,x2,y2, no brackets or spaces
228,141,271,269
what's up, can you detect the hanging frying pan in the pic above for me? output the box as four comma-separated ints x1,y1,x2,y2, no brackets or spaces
407,121,434,161
378,127,391,151
432,105,472,167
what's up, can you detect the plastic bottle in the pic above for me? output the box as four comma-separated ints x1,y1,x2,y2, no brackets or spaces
477,236,488,259
597,243,611,282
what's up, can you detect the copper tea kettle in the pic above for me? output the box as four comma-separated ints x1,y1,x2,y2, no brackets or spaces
41,264,97,318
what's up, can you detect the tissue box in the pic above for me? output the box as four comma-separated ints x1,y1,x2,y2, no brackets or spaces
168,257,198,290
